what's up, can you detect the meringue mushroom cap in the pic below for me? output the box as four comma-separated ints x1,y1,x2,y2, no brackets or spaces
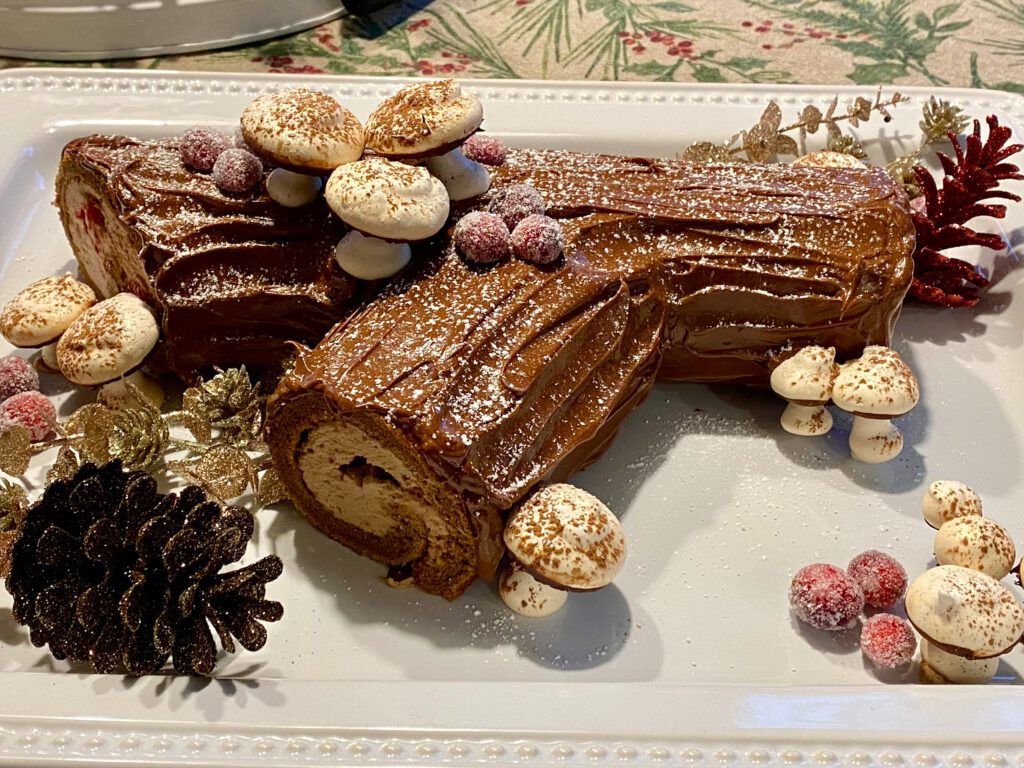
325,157,450,242
241,88,365,173
831,345,920,417
503,483,626,591
904,565,1024,659
0,273,96,348
56,293,160,386
921,479,983,530
769,345,837,404
934,516,1016,580
364,79,483,158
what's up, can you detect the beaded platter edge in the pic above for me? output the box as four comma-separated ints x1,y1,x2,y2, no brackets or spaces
0,70,1022,767
2,724,1023,768
1,70,1024,124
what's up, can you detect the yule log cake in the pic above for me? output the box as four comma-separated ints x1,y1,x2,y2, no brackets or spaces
266,149,915,600
49,83,914,601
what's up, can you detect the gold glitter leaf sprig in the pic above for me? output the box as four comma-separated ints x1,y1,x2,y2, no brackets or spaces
0,426,31,477
0,367,290,507
921,97,970,146
168,445,254,502
682,89,908,164
0,477,27,577
182,367,264,449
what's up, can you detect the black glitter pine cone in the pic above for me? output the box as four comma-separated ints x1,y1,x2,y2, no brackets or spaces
5,461,283,676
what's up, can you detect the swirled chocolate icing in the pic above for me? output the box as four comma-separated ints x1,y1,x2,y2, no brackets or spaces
267,148,915,599
56,136,357,382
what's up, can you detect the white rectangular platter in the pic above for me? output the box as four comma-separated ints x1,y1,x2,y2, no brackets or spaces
0,70,1022,767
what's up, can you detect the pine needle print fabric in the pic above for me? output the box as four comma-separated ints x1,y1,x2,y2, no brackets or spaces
1,0,1022,92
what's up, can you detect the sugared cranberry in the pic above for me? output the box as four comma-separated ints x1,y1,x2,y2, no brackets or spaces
179,127,232,173
789,563,864,631
463,134,507,166
213,148,263,194
0,391,55,442
454,211,510,264
511,214,564,265
0,356,40,402
860,613,916,669
488,184,545,230
848,550,907,608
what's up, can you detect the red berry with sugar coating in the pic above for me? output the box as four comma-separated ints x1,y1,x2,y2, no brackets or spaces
0,356,40,402
454,211,510,264
511,214,564,265
860,613,916,669
179,127,232,173
0,391,55,442
463,134,507,166
488,184,545,230
848,550,907,608
213,148,263,194
789,563,864,631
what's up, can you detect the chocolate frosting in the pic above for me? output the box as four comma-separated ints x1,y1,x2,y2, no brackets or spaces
57,136,358,382
268,148,915,591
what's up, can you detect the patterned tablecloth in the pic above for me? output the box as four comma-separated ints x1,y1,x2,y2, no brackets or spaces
1,0,1022,92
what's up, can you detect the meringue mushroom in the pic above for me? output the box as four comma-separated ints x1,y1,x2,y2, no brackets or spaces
498,560,568,618
241,88,364,174
831,345,919,463
364,80,490,201
501,483,626,617
905,565,1024,660
56,293,160,386
769,345,837,436
921,480,983,529
97,371,165,411
325,157,450,281
934,516,1015,580
920,639,999,684
0,273,96,348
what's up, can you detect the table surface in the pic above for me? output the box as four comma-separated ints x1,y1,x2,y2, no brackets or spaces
1,0,1022,92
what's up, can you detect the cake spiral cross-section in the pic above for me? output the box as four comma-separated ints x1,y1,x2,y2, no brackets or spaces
266,148,915,600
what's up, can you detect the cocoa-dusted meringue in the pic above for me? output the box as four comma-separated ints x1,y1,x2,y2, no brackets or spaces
241,88,364,174
793,151,867,169
56,293,159,386
904,564,1024,659
920,639,999,684
499,560,568,617
503,484,626,592
831,345,919,463
325,157,449,281
365,80,489,201
769,345,837,436
934,516,1016,580
921,479,983,529
0,274,96,348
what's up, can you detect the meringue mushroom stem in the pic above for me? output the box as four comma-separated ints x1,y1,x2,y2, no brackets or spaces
849,415,903,464
425,147,490,201
780,402,833,436
334,230,412,281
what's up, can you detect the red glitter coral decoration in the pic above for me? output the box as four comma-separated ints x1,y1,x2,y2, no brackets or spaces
911,116,1023,308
